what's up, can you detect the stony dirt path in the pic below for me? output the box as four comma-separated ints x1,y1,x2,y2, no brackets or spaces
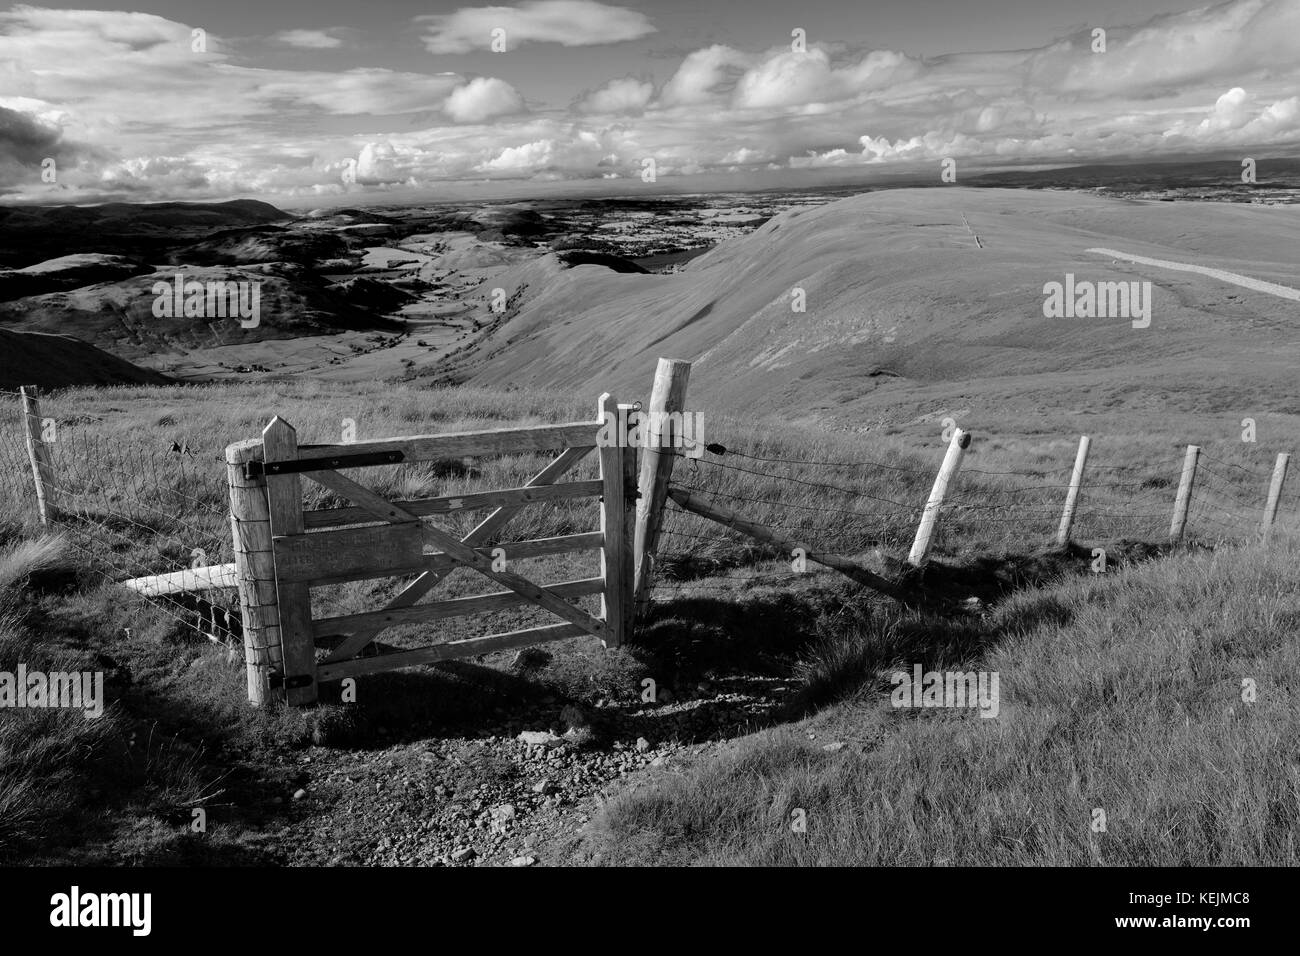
258,679,791,866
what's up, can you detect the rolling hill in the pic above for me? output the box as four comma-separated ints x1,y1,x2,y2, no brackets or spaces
0,328,170,389
0,265,402,364
431,187,1300,438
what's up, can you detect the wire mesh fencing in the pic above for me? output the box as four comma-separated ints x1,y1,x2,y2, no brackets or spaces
1,389,242,652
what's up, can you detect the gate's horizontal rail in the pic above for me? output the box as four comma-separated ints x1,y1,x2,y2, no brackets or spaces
316,622,589,682
278,530,604,588
422,530,604,567
289,422,600,467
313,575,604,637
276,522,424,584
302,479,603,529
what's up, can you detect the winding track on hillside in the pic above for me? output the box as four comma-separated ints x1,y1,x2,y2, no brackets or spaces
1086,248,1300,302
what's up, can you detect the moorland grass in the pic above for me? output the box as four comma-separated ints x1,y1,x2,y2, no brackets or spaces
576,537,1300,865
0,378,1293,864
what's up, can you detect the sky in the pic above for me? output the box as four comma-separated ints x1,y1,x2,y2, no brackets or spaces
1,0,1298,204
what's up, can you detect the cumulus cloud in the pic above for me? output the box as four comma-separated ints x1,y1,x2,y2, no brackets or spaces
444,77,527,123
99,154,216,192
418,1,654,54
477,128,618,178
1164,88,1300,144
574,77,654,115
658,45,755,106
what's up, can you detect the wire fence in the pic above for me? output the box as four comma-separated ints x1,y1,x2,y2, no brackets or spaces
1,389,241,651
3,386,1296,635
645,435,1292,601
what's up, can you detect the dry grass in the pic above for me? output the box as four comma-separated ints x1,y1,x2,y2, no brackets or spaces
577,536,1300,865
0,378,1294,865
0,535,66,591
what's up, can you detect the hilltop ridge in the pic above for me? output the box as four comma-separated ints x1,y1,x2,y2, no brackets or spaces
431,187,1300,430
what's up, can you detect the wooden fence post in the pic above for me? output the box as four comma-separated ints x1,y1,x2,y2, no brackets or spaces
1169,444,1200,545
598,395,633,648
225,437,283,706
19,385,56,525
262,417,318,705
632,358,691,613
1055,435,1091,546
908,427,971,568
1261,452,1290,544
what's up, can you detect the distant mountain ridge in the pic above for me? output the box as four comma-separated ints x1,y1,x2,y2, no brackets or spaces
0,199,291,269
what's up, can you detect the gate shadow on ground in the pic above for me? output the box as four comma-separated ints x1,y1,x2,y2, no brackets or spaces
305,540,1180,747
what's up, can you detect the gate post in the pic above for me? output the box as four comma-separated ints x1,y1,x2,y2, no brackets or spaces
618,403,639,632
597,394,634,648
262,417,318,706
225,437,282,706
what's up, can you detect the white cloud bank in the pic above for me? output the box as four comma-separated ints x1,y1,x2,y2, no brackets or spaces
1,0,1298,201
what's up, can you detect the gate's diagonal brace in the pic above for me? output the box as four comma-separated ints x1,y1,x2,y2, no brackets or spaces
416,521,607,639
313,446,593,663
307,460,607,649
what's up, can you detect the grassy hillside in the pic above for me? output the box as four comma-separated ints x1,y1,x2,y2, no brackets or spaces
433,187,1300,448
0,329,170,390
0,377,1294,864
574,537,1300,866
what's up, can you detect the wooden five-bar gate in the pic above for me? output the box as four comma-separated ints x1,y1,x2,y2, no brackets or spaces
225,395,638,706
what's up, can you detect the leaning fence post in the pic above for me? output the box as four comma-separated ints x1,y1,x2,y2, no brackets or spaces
1260,452,1290,544
225,436,282,706
19,385,56,525
1169,444,1201,545
633,358,692,613
1056,435,1091,546
909,428,971,568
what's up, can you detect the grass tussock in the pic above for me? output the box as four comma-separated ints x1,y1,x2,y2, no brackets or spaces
0,535,66,592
